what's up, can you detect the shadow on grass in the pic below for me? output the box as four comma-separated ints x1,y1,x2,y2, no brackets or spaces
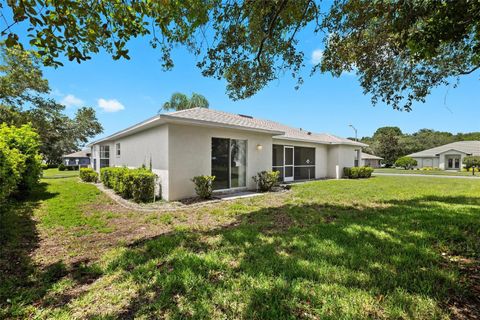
101,195,479,319
0,182,103,317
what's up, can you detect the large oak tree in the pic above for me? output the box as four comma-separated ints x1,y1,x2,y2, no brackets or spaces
2,1,479,110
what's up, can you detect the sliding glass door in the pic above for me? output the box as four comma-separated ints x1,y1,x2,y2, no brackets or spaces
211,138,247,190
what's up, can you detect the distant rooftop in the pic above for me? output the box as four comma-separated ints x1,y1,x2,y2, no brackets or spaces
361,152,383,160
63,149,91,158
407,141,480,157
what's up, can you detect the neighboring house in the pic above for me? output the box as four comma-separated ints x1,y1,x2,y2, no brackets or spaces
89,108,366,200
62,150,91,168
360,152,383,168
407,141,480,170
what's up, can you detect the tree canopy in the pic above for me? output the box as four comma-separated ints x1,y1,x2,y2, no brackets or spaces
360,127,480,167
2,1,479,109
0,44,102,164
161,92,209,112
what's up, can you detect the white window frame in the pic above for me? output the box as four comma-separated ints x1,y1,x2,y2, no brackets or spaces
115,143,121,157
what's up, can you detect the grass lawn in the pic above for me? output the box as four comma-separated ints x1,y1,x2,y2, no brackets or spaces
1,175,479,319
374,168,480,177
42,168,80,179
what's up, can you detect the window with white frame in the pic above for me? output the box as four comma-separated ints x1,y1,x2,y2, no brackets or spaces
116,143,121,157
100,145,110,168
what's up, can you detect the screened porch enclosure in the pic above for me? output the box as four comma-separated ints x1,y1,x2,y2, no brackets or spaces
272,144,315,181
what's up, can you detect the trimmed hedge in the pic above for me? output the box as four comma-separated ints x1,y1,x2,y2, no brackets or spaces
100,167,156,203
80,168,98,182
343,166,374,179
0,124,42,202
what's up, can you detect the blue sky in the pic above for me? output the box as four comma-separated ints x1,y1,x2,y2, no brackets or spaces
13,17,479,142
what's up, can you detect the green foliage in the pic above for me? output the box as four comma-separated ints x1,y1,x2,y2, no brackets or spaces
58,163,66,171
321,1,480,110
361,127,480,165
0,123,42,202
395,157,418,170
2,174,480,318
0,44,103,164
191,175,215,199
252,171,280,192
80,168,98,183
4,2,479,107
0,140,24,201
343,166,374,179
101,167,157,203
161,92,209,112
2,1,315,100
463,156,480,175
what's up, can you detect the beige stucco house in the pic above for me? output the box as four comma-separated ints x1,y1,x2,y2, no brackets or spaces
89,108,366,200
407,141,480,170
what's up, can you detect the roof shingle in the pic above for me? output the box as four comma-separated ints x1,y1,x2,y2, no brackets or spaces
407,141,480,157
166,108,366,146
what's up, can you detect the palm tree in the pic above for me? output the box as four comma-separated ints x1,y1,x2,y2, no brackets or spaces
160,92,209,112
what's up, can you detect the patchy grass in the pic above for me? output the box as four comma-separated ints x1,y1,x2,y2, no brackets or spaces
1,176,479,319
375,168,480,177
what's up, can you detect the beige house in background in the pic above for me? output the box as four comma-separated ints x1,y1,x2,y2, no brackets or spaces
407,141,480,170
360,152,383,168
89,108,366,200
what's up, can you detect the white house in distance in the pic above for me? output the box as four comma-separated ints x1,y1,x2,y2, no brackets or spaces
360,152,383,168
89,108,366,200
407,141,480,170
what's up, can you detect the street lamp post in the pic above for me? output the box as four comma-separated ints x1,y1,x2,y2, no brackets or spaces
349,124,359,167
349,124,358,141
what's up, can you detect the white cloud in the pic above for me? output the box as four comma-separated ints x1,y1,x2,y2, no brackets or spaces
311,49,323,65
97,98,125,112
61,94,84,107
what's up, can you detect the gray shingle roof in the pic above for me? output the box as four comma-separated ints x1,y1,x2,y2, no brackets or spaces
166,108,366,146
63,149,91,158
407,141,480,157
361,152,383,160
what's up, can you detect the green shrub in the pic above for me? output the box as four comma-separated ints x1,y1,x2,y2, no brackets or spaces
0,141,25,201
79,168,98,183
0,124,42,201
343,166,374,179
101,167,157,202
463,156,480,175
191,175,215,199
252,171,280,192
394,156,417,170
58,163,66,171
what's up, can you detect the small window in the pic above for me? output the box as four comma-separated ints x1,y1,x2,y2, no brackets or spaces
116,143,121,156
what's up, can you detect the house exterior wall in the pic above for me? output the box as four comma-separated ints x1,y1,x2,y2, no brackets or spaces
91,125,169,200
272,138,328,179
327,145,357,178
111,125,169,199
412,157,439,169
91,142,115,171
90,123,359,200
439,151,467,170
167,123,274,200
